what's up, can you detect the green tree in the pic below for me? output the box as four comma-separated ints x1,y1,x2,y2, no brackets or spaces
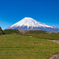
4,29,22,35
0,27,5,35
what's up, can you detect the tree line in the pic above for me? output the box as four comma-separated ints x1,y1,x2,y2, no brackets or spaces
0,27,22,35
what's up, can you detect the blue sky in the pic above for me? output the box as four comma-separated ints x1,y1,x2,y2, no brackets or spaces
0,0,59,30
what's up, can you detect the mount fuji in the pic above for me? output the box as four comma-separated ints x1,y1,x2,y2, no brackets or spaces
7,17,59,32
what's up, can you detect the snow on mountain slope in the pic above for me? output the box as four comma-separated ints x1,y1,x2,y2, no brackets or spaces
10,17,53,28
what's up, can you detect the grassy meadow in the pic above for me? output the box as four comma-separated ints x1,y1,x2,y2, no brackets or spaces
0,34,59,59
26,33,59,40
24,30,59,40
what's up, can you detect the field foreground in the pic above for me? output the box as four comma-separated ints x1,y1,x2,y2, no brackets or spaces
0,34,59,59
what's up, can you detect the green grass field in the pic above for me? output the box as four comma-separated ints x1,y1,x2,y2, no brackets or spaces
0,34,59,59
24,33,59,40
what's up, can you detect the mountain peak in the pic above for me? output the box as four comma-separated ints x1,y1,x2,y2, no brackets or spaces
21,17,35,22
23,17,33,19
10,17,54,28
10,17,52,28
7,17,59,32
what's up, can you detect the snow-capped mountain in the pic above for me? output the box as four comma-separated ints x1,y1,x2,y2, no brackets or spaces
9,17,54,28
8,17,59,32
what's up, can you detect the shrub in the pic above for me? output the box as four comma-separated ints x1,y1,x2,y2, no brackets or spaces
4,29,22,35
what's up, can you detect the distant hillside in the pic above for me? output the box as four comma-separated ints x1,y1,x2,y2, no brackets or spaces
24,30,48,35
24,30,59,40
